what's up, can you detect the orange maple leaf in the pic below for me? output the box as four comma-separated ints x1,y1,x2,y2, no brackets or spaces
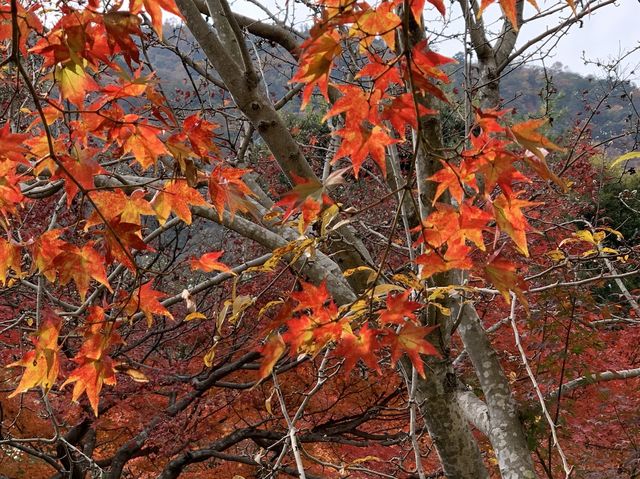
291,28,342,108
283,314,345,356
484,255,528,313
208,166,254,220
492,192,540,257
129,0,182,38
54,60,98,106
412,202,490,251
94,216,150,271
190,251,232,273
258,333,286,380
381,92,436,140
275,174,328,230
86,189,155,228
63,360,116,415
428,160,477,205
54,151,106,206
183,114,219,159
0,123,29,163
0,238,22,285
152,179,209,225
119,121,169,169
53,243,112,300
0,161,25,217
291,280,338,319
416,242,474,279
102,11,142,65
477,0,540,30
350,2,400,50
30,229,65,282
8,316,62,396
333,124,397,177
122,282,173,327
510,118,566,189
62,307,122,415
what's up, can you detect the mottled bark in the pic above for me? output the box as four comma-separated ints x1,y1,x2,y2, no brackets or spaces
409,356,490,479
456,302,536,479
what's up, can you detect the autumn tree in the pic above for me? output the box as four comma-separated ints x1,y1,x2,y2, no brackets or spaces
0,0,639,478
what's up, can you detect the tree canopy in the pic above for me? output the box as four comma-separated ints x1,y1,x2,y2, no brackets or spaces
0,0,638,478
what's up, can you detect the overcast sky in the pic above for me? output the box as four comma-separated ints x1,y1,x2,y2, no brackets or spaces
229,0,640,81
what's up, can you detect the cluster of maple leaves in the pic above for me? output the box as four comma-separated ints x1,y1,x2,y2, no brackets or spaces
0,0,585,419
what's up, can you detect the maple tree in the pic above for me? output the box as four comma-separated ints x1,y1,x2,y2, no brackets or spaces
0,0,638,478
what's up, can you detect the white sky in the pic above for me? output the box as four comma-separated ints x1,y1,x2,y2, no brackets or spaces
228,0,640,81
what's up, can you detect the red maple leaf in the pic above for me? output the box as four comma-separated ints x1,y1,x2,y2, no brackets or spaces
378,291,421,326
335,323,382,374
386,323,439,378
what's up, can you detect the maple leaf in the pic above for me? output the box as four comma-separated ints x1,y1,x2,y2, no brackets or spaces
0,162,25,217
129,0,182,38
54,151,106,206
0,123,29,163
30,229,66,282
475,150,529,197
63,358,117,415
356,54,403,92
0,1,43,55
409,39,455,97
381,92,436,140
425,0,446,17
458,202,493,251
86,189,155,228
282,315,317,355
386,323,439,378
379,291,421,326
335,323,381,374
275,174,328,230
333,124,398,177
510,118,566,189
324,84,380,131
477,0,540,30
53,243,112,300
0,238,22,285
350,2,400,50
291,280,338,319
428,160,477,205
62,307,122,415
102,11,142,65
99,70,149,104
190,251,232,273
208,166,254,220
118,121,169,169
484,255,528,312
416,243,474,279
492,192,540,257
183,114,219,159
122,282,173,327
8,316,61,396
152,179,209,225
258,333,286,381
54,60,98,106
283,314,344,356
412,202,491,253
94,216,150,271
291,28,342,108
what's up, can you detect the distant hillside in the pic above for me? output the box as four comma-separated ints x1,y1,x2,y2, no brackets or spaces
144,24,640,154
